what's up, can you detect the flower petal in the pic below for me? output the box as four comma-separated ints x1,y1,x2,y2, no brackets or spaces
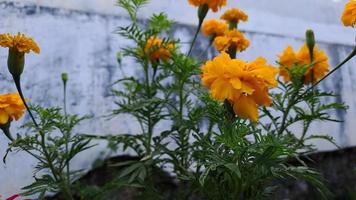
233,96,258,122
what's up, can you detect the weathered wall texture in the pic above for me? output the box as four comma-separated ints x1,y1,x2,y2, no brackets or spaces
0,0,355,197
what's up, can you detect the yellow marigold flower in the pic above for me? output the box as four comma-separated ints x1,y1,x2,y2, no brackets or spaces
278,44,329,84
221,8,248,23
144,37,175,61
201,52,278,121
188,0,227,12
341,0,356,27
0,93,26,125
0,33,40,54
213,29,250,52
0,33,40,78
202,19,228,37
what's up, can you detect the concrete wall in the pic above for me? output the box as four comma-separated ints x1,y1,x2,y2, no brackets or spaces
0,0,355,197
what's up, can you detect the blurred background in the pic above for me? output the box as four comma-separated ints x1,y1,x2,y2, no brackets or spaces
0,0,355,197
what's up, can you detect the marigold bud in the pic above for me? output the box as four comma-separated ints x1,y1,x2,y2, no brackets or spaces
61,73,68,84
7,48,25,78
305,29,315,58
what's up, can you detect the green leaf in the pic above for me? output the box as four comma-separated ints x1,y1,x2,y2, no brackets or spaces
148,13,174,34
117,0,149,22
224,163,241,178
118,162,142,179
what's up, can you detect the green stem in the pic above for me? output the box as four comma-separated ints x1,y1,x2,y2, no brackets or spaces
261,107,278,131
277,89,299,136
224,100,236,123
144,62,153,155
13,76,39,128
63,80,72,194
64,82,68,120
298,120,311,147
187,5,208,57
198,36,214,59
187,21,203,57
229,22,238,30
178,80,189,169
227,46,237,59
179,82,184,122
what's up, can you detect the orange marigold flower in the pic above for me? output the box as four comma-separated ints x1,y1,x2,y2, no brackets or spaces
213,29,250,52
221,8,248,23
202,19,228,37
0,93,26,125
341,0,356,27
201,52,278,121
144,37,175,61
0,33,40,54
188,0,227,12
278,44,329,84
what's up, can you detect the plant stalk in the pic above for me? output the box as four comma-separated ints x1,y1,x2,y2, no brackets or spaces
144,61,153,155
63,78,72,195
277,89,299,136
187,4,208,56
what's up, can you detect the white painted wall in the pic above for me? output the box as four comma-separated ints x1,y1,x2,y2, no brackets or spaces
0,0,355,197
2,0,354,45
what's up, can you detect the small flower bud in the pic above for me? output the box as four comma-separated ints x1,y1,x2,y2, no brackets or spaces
306,29,315,53
7,48,25,78
61,73,68,84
